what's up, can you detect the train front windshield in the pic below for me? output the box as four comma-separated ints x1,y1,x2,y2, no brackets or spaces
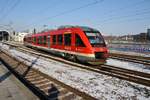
85,32,105,47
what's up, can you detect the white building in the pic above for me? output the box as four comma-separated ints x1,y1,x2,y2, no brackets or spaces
14,32,29,42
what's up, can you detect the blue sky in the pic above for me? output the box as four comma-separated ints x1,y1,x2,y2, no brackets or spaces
0,0,150,36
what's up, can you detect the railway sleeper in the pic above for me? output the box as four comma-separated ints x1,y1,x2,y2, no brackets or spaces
15,68,25,75
26,76,45,81
36,82,52,88
0,49,94,100
26,70,37,75
31,79,49,84
25,72,37,77
25,74,40,79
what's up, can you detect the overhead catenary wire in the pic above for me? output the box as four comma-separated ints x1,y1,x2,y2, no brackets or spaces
10,0,149,33
80,0,149,25
99,0,148,17
20,0,104,31
21,0,149,32
0,0,11,17
0,0,21,22
31,0,66,15
94,7,150,25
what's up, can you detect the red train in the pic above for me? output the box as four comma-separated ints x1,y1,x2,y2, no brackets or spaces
24,26,108,64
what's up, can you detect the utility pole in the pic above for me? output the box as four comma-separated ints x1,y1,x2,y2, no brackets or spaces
33,28,36,34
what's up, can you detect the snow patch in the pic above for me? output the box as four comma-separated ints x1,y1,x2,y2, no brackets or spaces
107,58,150,74
1,43,150,100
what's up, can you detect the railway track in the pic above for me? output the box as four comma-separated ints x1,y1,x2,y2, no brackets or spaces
2,43,150,65
109,53,150,66
3,42,150,66
0,50,96,100
1,42,150,87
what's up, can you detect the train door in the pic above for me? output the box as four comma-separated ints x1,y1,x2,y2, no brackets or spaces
64,32,72,51
63,32,76,60
75,33,86,53
47,35,50,48
72,33,75,51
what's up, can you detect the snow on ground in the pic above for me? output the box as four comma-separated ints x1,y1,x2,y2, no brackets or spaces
0,42,10,50
108,49,150,74
0,43,150,100
106,58,150,74
109,49,150,57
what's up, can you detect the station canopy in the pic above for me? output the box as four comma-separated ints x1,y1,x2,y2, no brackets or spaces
0,31,9,41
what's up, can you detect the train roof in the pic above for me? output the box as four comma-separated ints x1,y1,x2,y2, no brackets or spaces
58,25,99,32
24,25,100,38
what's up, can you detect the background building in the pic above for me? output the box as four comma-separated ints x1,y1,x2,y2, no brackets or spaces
13,32,29,42
0,30,10,41
133,33,147,42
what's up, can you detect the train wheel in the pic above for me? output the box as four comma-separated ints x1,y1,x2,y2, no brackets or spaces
70,55,77,62
61,53,65,58
63,53,68,59
63,53,77,62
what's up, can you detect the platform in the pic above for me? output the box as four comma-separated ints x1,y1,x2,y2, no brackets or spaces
0,61,39,100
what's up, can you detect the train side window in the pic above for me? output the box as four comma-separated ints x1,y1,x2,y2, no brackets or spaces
40,36,43,44
33,37,36,43
38,37,40,44
64,34,71,46
43,36,47,45
53,35,56,45
75,34,85,47
58,34,63,45
38,36,43,44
